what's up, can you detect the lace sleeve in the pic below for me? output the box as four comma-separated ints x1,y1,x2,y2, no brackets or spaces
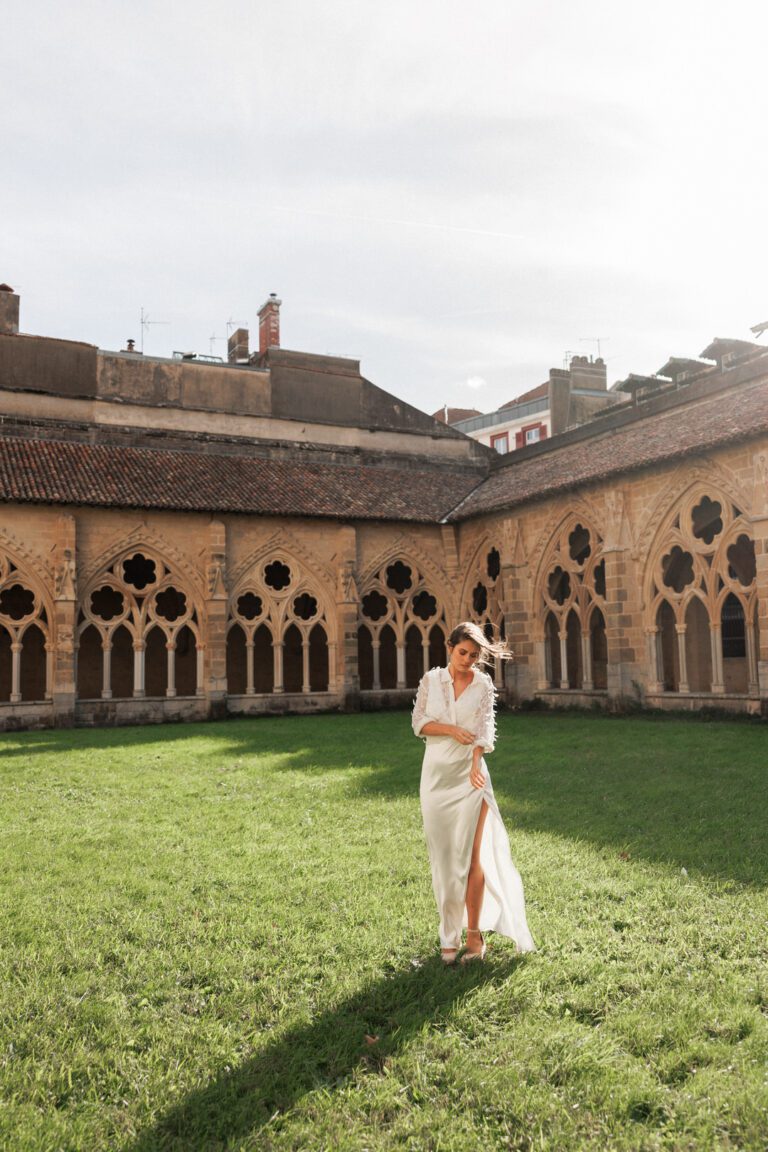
412,672,437,738
473,674,496,753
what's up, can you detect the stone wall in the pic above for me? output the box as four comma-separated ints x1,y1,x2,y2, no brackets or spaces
2,432,767,729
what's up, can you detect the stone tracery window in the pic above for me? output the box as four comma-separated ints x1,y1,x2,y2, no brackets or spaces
464,544,506,687
539,521,606,691
646,490,757,695
77,551,201,700
358,557,446,690
227,554,331,695
0,553,50,704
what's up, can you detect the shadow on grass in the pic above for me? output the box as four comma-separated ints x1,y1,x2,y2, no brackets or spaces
3,712,767,886
126,953,525,1152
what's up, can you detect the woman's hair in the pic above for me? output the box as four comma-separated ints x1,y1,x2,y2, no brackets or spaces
447,620,513,665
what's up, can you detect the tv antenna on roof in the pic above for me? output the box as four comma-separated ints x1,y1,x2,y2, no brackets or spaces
579,336,609,359
226,317,246,336
140,306,169,354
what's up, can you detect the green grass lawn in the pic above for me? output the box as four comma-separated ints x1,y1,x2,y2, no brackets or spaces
1,711,766,1151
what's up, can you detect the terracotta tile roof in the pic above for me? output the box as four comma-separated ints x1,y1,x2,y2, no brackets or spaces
0,434,482,523
500,381,548,408
430,406,482,424
450,376,768,521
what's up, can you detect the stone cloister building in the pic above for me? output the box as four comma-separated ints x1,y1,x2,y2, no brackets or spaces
1,281,768,729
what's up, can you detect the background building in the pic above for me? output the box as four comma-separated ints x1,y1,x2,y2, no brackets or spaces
2,281,768,729
435,355,626,453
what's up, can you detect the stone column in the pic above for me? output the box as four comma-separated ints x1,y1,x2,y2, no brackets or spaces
196,646,205,697
440,524,462,624
746,619,759,694
52,514,78,726
676,626,689,693
10,641,21,702
272,640,284,693
328,641,337,690
749,453,768,705
334,525,360,709
133,641,145,697
581,630,594,691
537,637,550,691
396,644,406,689
558,629,569,689
245,638,255,695
372,640,381,690
646,627,663,693
602,545,639,699
45,642,54,701
101,640,112,699
499,518,534,702
710,625,724,693
204,520,229,719
601,488,643,703
166,641,176,698
301,637,310,693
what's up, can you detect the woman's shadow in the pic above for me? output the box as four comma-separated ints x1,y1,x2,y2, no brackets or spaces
127,951,527,1151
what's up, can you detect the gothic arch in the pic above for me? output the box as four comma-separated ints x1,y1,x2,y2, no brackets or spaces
83,526,205,600
227,543,335,695
458,533,507,686
232,529,335,594
635,460,751,563
534,512,607,691
359,534,448,597
0,528,53,584
528,494,603,582
0,547,54,703
642,482,758,695
77,544,204,700
358,549,449,690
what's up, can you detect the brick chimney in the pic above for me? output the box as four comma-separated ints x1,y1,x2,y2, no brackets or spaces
568,355,607,391
227,326,250,363
0,284,20,335
258,294,281,356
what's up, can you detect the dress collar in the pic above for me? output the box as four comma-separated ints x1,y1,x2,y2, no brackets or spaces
439,665,481,684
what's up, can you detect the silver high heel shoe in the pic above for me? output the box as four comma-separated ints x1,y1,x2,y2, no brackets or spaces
460,928,486,963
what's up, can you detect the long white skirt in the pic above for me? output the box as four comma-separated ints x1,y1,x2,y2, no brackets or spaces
420,731,535,954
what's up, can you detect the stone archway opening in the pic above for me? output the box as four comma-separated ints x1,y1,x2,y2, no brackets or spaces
545,612,561,688
657,601,679,691
590,608,608,690
721,593,748,694
684,597,712,693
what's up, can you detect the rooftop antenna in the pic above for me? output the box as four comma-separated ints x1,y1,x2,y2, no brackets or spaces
226,317,246,337
579,336,609,359
563,350,575,369
140,306,169,354
209,333,225,355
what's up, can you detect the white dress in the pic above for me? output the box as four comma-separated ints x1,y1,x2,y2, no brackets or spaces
412,666,536,953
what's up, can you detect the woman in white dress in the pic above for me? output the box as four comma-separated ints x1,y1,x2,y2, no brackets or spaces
412,621,535,964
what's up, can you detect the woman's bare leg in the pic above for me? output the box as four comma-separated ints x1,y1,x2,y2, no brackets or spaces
465,799,488,937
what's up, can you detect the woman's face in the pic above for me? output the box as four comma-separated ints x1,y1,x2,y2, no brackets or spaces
448,639,481,675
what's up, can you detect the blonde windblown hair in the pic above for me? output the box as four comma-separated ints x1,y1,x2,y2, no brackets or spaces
446,620,513,667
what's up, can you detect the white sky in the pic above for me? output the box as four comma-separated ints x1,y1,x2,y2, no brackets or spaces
3,1,768,416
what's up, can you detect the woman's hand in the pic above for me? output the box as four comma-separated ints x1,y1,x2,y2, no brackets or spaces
469,749,486,790
450,726,476,745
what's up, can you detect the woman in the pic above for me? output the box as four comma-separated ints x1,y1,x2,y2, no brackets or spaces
412,621,535,964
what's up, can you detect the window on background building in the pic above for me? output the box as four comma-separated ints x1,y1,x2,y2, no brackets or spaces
515,422,548,449
490,432,509,454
